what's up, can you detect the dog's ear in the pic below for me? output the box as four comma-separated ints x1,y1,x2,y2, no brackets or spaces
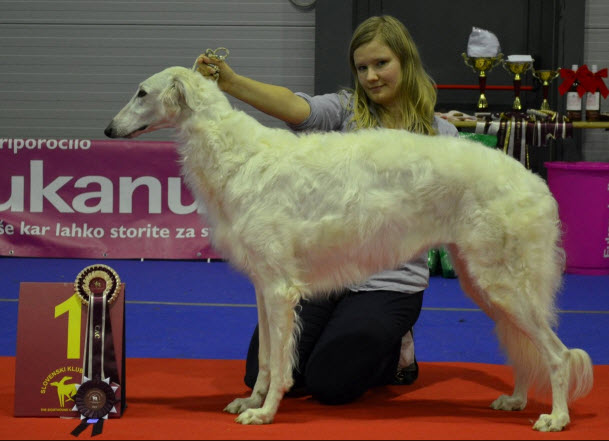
160,72,202,113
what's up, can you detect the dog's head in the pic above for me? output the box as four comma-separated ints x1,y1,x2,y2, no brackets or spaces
104,66,215,139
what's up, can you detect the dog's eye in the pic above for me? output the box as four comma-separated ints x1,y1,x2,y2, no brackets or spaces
137,89,147,98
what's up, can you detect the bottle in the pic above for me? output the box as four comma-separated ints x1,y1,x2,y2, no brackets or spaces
566,64,582,121
585,64,601,122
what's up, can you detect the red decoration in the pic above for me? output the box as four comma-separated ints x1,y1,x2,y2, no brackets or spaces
586,67,609,99
558,66,587,97
559,64,609,99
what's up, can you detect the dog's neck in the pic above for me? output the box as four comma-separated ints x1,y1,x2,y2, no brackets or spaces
178,89,270,162
175,92,271,227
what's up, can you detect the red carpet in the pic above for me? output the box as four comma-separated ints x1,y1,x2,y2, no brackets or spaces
1,357,606,440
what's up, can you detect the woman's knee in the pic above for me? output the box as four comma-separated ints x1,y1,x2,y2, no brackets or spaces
304,324,399,404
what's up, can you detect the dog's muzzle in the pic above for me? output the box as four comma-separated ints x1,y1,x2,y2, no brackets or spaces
104,124,117,138
104,123,148,139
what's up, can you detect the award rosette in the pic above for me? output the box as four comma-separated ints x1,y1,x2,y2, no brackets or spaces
73,378,117,419
71,264,121,437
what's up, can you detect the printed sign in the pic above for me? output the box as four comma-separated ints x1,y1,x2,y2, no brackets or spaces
0,138,221,259
14,282,126,417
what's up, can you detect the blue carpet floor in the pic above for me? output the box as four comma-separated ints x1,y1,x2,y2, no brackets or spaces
1,257,607,365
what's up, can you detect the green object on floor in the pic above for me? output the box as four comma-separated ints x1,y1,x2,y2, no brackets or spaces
439,247,457,278
428,247,458,278
427,248,441,276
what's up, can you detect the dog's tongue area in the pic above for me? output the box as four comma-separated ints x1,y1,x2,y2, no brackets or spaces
128,125,148,138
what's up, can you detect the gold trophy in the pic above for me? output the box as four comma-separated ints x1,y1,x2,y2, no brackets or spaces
462,52,504,110
532,68,561,111
503,55,534,111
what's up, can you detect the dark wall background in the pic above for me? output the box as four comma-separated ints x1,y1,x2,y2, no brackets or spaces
315,0,585,115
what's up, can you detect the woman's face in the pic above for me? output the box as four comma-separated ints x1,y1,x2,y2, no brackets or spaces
353,37,402,110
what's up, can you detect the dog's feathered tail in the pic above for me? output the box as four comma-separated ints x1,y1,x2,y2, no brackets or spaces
567,348,594,402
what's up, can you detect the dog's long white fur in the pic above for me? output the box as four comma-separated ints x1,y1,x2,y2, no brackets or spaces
105,66,593,431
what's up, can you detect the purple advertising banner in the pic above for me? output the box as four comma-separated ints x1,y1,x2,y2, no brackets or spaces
0,138,221,259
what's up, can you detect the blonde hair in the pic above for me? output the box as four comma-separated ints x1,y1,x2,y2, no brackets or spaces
348,15,437,135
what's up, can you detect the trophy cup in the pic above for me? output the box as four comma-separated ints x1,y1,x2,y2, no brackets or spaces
532,68,561,111
503,55,534,111
462,52,504,110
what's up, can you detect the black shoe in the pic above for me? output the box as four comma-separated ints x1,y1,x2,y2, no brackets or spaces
392,357,419,385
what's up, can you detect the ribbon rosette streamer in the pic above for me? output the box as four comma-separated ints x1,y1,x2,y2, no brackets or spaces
70,265,121,437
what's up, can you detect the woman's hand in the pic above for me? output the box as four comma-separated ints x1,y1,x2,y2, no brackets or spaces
195,50,310,125
195,52,235,92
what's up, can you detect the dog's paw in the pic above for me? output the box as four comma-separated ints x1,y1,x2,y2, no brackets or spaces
224,397,261,414
532,413,570,432
234,408,274,425
490,394,526,411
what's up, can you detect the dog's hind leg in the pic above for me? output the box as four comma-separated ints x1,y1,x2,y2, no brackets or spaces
449,246,592,431
509,316,592,432
492,286,592,431
492,308,591,432
447,247,530,408
491,305,591,422
448,249,528,409
490,319,531,411
228,282,301,425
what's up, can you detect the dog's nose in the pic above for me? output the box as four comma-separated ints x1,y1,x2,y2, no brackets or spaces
104,125,114,138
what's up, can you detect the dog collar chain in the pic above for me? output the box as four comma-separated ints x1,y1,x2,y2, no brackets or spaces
205,47,229,62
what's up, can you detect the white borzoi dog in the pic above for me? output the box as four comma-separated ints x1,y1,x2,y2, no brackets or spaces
105,66,593,431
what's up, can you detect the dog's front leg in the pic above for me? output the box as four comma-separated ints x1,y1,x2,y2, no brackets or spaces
224,288,270,415
232,288,298,425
